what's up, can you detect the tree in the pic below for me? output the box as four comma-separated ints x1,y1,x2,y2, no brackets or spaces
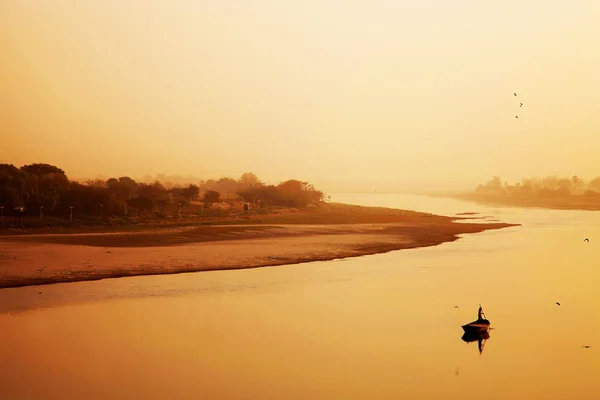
85,179,107,189
203,190,220,206
216,177,238,194
20,163,69,211
542,176,559,190
572,175,579,187
63,181,113,217
276,179,324,207
485,176,503,193
20,163,66,178
571,175,585,193
238,172,262,187
589,177,600,192
126,196,154,215
0,164,29,207
202,179,217,191
555,178,573,194
183,184,200,201
138,181,166,199
107,176,138,200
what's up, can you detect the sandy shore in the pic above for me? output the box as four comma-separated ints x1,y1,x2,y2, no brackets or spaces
0,213,518,289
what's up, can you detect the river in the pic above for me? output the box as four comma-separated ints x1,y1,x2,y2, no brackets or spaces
0,194,598,400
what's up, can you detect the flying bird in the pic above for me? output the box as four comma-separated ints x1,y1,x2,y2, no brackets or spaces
520,103,523,107
454,306,460,309
584,238,589,242
514,92,517,96
515,116,519,119
582,345,592,349
556,302,561,306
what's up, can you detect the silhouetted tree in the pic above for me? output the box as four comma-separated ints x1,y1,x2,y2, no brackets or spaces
238,172,262,187
126,196,154,216
589,177,600,192
107,176,138,200
203,190,220,206
0,164,29,208
138,181,166,199
474,175,593,197
183,184,200,201
20,163,69,211
237,179,323,208
216,178,238,194
1,163,328,222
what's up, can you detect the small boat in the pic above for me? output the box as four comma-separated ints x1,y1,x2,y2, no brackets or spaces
462,305,490,333
462,319,490,333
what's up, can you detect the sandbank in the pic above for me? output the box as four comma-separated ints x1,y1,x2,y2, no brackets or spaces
0,224,517,289
0,203,518,289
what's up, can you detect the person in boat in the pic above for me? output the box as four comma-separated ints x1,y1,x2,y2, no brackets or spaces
478,306,484,321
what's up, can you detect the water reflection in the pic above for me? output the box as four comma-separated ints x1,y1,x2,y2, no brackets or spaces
462,329,491,355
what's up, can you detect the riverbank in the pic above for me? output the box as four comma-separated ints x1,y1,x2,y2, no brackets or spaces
448,193,600,211
0,201,483,236
0,203,518,289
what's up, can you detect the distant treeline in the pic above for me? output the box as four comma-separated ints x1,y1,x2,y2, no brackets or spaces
0,163,325,218
475,175,600,197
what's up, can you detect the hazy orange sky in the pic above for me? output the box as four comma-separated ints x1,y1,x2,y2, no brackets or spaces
1,1,599,191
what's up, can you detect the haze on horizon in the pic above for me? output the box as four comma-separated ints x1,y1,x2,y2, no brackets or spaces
1,0,599,193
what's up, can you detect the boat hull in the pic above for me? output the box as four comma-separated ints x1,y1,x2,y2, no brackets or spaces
461,319,490,333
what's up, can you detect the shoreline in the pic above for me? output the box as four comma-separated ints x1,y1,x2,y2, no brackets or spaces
0,203,519,289
448,193,600,211
0,202,476,236
0,222,518,290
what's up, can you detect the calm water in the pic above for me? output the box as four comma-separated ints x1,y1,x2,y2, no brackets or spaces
1,194,599,400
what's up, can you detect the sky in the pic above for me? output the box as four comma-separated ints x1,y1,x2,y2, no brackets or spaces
1,0,600,192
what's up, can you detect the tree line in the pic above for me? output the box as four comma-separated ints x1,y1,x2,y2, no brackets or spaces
0,164,325,219
474,175,600,197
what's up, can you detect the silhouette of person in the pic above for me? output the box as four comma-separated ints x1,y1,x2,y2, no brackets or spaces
478,306,483,320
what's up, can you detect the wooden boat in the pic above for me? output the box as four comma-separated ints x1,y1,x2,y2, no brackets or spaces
462,305,490,332
461,319,490,333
